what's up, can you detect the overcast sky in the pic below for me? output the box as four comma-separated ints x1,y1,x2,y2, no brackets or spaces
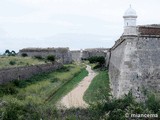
0,0,160,53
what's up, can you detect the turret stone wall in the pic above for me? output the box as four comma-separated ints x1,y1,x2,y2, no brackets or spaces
109,25,160,101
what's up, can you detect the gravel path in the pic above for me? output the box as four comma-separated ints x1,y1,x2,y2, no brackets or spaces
58,65,97,108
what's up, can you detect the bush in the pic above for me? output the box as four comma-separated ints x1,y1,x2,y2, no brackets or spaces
57,66,70,72
21,53,28,57
81,58,87,61
0,84,18,96
13,73,50,88
9,60,16,65
1,102,41,120
34,55,43,60
47,55,55,62
87,56,106,69
1,102,24,120
88,56,105,65
13,80,28,88
146,94,160,113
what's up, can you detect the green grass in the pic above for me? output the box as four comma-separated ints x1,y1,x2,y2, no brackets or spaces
0,56,46,69
83,70,110,104
46,68,88,103
1,64,160,120
0,64,86,105
0,63,89,119
89,63,98,70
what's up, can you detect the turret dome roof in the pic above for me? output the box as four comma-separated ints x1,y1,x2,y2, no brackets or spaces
123,5,137,18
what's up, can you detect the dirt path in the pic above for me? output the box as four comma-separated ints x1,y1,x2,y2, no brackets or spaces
58,65,97,108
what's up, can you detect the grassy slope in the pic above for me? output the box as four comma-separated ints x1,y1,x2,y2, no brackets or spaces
0,64,87,106
47,68,88,104
83,70,110,103
0,56,46,69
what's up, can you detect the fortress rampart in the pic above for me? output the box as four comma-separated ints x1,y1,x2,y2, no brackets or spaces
0,62,62,85
108,25,160,101
18,47,72,64
70,50,81,62
81,48,108,60
70,48,109,62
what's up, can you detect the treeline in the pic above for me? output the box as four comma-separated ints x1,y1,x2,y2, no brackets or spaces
3,50,17,56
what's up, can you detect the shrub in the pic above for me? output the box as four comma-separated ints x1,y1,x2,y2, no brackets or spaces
47,55,55,62
57,66,70,72
88,56,105,65
13,73,50,88
9,60,16,65
0,84,18,96
81,58,87,61
146,94,160,113
1,102,24,120
87,56,106,69
13,80,28,88
34,55,43,60
1,102,41,120
21,53,28,57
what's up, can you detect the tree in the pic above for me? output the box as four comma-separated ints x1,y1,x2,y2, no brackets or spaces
4,49,11,56
4,50,17,56
87,56,106,69
88,56,105,65
11,50,16,56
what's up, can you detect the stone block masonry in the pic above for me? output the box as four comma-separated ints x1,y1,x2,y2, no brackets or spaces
109,25,160,101
70,48,109,63
71,50,82,62
0,62,62,85
81,48,108,60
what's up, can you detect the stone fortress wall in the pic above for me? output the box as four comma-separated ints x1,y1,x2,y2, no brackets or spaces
18,47,72,64
108,25,160,101
70,48,109,64
0,62,62,85
70,50,82,62
1,47,108,85
69,24,160,101
81,48,108,60
3,25,160,102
